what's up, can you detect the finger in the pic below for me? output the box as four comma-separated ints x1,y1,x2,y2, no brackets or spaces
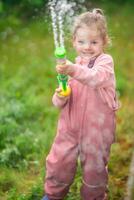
56,65,64,70
56,66,64,73
55,88,62,92
66,60,73,65
56,69,65,74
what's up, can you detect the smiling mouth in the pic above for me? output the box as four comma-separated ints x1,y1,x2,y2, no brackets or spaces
83,51,94,54
82,52,94,56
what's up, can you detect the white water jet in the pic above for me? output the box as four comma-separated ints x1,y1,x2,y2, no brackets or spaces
58,9,64,48
49,0,59,48
49,0,86,49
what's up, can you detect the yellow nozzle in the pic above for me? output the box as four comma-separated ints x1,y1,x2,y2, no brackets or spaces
59,85,71,97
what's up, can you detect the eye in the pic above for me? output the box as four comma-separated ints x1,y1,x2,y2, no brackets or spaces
91,41,97,44
78,40,84,44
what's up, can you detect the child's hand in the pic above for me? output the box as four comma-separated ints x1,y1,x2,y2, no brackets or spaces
55,86,71,98
56,60,74,75
55,87,67,98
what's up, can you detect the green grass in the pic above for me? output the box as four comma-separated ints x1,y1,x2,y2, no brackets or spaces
0,2,134,200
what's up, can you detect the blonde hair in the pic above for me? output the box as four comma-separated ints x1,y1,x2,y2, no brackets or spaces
73,8,111,46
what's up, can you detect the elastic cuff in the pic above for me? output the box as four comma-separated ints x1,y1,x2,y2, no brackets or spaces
83,179,106,188
53,178,70,186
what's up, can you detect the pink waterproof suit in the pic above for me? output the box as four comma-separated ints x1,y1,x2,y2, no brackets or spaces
44,53,119,200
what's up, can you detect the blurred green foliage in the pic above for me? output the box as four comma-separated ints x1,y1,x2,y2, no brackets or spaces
2,0,47,7
0,0,134,19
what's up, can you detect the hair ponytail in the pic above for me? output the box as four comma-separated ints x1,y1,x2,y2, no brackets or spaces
92,8,104,16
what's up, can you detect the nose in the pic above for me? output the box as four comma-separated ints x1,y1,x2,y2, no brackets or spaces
84,43,91,50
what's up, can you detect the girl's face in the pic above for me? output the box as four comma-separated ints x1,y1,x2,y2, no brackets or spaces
73,25,104,59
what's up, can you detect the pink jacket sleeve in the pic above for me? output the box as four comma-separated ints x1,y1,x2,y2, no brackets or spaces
69,54,114,88
52,93,69,108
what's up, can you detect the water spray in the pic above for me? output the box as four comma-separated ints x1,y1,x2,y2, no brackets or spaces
49,0,71,97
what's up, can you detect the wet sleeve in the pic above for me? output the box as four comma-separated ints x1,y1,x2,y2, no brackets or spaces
69,54,114,88
52,93,69,108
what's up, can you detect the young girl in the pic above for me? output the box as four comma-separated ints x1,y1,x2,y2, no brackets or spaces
42,8,119,200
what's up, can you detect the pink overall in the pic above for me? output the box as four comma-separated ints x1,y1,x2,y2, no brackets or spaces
44,53,119,200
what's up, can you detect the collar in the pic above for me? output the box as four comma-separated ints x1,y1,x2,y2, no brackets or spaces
75,55,100,66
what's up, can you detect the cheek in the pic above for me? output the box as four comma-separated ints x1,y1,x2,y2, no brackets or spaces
76,44,83,52
74,45,79,52
76,46,81,51
94,45,101,51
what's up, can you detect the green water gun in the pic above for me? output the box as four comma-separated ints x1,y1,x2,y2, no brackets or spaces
55,47,71,97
